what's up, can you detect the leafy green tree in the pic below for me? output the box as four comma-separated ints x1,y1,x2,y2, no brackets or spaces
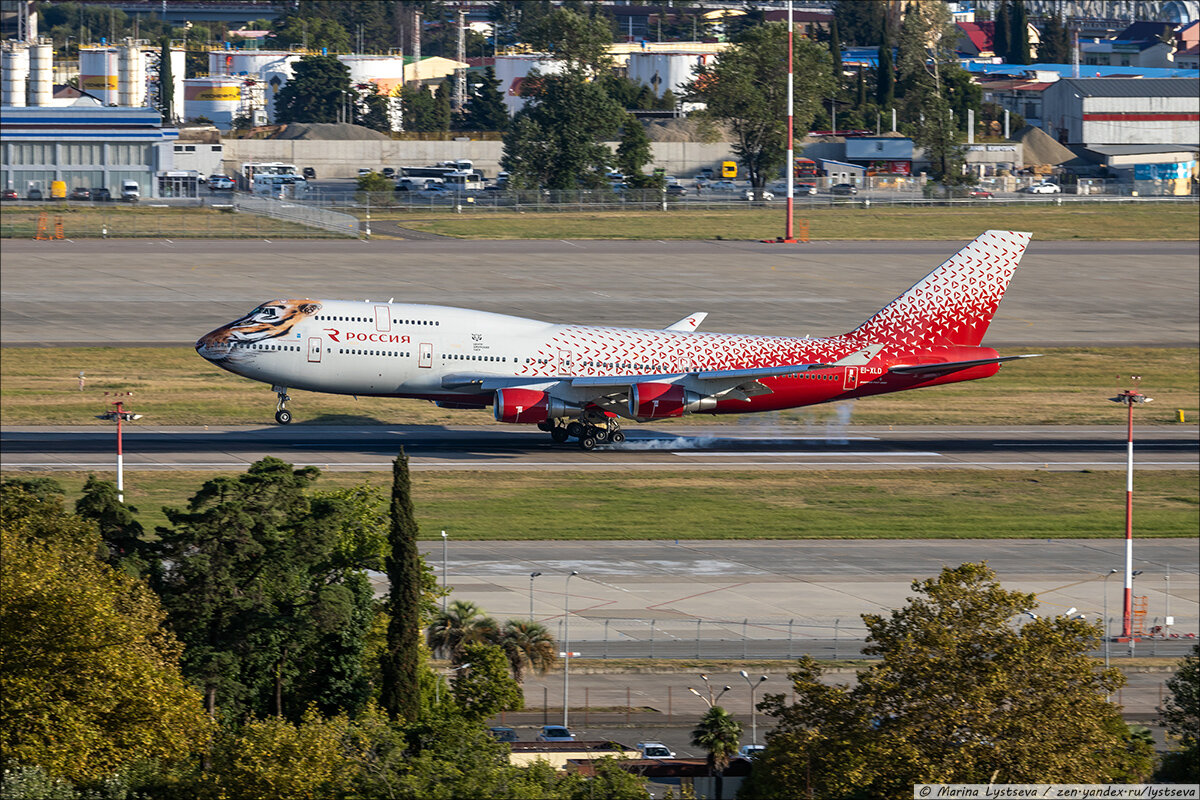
432,79,453,132
462,66,509,132
524,6,614,75
273,55,352,125
502,71,625,190
74,474,147,573
381,449,422,723
687,23,833,190
357,83,393,133
690,705,742,798
500,620,558,683
896,1,967,182
833,0,885,46
556,757,652,799
743,563,1144,799
1038,11,1073,64
451,642,524,722
1157,643,1200,781
489,0,554,50
156,457,374,721
1,485,212,784
266,14,351,52
616,114,656,186
427,599,499,662
401,85,439,133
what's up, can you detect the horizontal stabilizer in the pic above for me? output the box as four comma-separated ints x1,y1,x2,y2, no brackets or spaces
665,312,708,332
888,353,1042,376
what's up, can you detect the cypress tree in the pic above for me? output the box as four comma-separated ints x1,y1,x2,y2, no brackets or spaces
159,36,173,121
1010,1,1031,65
993,2,1010,62
876,27,894,109
380,448,421,722
829,17,843,93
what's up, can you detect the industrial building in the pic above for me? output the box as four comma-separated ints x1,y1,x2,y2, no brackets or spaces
1041,77,1199,144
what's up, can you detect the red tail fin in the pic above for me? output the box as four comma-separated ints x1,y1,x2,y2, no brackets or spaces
845,230,1031,349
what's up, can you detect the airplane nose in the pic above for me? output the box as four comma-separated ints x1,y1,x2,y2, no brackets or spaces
196,327,234,361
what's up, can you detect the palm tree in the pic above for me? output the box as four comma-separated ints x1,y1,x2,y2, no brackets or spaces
691,705,743,796
500,620,558,683
426,600,498,663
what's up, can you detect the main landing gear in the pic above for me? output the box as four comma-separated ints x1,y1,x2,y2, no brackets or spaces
273,385,292,424
538,417,626,450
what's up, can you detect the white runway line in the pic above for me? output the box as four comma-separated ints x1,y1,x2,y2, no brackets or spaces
671,451,941,457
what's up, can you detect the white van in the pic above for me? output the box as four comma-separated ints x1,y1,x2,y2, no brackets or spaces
121,180,140,202
251,173,307,198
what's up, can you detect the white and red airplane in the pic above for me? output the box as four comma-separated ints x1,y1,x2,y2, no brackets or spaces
196,230,1039,449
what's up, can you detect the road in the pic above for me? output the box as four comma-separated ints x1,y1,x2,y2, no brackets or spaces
2,424,1196,472
1,239,1196,347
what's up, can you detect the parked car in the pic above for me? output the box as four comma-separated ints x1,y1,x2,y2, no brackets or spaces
207,175,234,190
830,183,858,195
381,167,396,178
302,166,316,180
666,184,686,196
537,725,575,742
1024,181,1061,194
967,187,994,199
739,744,766,759
90,187,112,202
697,167,715,180
68,187,91,201
797,182,818,195
637,742,676,759
26,188,43,201
358,168,374,177
121,180,140,202
488,726,519,743
744,189,775,201
710,180,737,191
2,188,19,200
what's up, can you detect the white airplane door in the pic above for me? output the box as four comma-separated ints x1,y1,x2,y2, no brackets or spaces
419,342,433,368
374,306,391,332
843,366,859,390
307,337,322,363
558,349,573,375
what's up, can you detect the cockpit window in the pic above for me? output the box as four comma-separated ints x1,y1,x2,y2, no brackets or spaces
253,306,278,318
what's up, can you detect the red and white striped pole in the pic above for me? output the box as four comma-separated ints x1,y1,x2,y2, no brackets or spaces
1112,386,1150,641
785,0,795,242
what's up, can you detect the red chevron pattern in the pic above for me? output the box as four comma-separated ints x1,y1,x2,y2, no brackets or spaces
516,230,1031,377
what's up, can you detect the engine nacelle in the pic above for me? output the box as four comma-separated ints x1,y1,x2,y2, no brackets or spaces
628,382,717,419
493,388,579,424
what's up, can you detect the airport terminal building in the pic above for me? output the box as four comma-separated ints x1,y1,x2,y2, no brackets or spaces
0,104,179,199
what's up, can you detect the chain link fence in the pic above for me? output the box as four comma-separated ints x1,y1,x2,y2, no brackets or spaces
232,194,359,237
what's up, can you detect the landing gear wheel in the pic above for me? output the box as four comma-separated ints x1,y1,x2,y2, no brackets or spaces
275,409,292,424
578,435,597,451
592,427,609,442
610,431,626,444
550,427,569,443
567,421,585,438
536,421,553,432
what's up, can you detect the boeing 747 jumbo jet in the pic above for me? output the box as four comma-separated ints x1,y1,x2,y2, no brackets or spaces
197,230,1039,449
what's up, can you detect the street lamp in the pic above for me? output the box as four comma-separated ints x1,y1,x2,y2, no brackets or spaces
739,670,768,745
563,570,578,728
1128,569,1144,656
441,530,448,613
1102,568,1119,667
688,674,732,708
95,392,141,503
529,571,542,621
1110,384,1151,644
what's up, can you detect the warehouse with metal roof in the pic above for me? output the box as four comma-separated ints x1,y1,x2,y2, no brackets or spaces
1041,77,1199,146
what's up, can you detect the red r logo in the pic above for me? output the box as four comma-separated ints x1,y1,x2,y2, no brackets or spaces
324,328,340,342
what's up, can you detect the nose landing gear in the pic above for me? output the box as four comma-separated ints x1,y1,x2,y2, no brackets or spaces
273,385,292,424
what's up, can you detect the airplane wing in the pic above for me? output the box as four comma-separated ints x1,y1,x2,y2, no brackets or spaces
888,353,1042,376
664,313,708,332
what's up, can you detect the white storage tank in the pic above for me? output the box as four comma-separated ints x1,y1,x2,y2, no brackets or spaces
627,51,711,99
28,42,52,106
2,46,30,107
118,44,145,107
183,76,241,128
209,50,299,79
338,54,406,85
80,47,119,105
493,54,563,115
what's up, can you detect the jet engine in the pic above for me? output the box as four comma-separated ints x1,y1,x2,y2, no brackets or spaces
628,382,717,419
493,388,579,424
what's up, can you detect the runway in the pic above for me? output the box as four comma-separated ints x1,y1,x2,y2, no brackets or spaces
2,424,1197,472
1,238,1197,347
